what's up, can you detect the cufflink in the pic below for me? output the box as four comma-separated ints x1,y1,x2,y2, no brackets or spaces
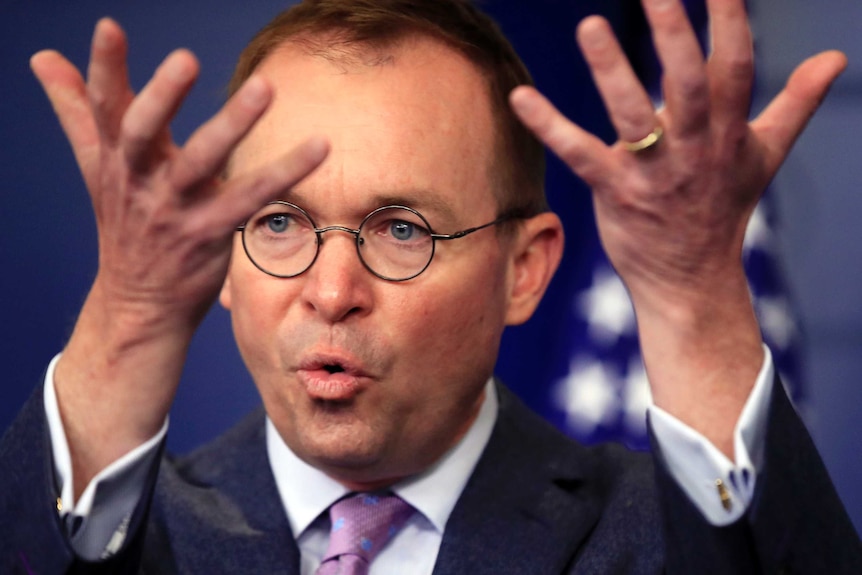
715,479,733,511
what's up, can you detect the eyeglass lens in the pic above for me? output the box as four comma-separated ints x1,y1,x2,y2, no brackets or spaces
241,202,436,281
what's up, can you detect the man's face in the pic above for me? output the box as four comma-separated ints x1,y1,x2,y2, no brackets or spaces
221,37,516,489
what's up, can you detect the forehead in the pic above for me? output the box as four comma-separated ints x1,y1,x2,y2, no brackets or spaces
231,35,500,223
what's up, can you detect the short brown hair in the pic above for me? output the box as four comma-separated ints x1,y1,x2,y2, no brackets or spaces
228,0,548,217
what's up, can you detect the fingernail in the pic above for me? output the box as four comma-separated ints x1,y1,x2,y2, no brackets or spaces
578,19,608,50
93,18,115,49
304,136,330,162
510,91,535,116
29,50,49,71
164,53,189,81
241,76,270,107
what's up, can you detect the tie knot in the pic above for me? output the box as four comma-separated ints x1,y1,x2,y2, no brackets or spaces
317,492,414,575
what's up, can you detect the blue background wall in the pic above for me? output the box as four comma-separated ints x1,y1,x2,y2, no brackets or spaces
2,0,859,533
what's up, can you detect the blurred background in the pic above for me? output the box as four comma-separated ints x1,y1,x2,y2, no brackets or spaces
2,0,859,534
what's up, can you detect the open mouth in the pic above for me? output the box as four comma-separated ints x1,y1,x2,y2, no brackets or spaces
298,359,363,401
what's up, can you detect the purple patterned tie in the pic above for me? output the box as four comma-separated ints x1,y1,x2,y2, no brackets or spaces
315,492,414,575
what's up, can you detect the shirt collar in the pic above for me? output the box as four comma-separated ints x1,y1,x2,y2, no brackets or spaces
266,378,499,537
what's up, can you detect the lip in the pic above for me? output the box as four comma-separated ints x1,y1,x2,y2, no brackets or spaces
296,351,372,401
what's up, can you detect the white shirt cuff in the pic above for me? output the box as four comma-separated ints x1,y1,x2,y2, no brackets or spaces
43,353,168,517
648,345,774,525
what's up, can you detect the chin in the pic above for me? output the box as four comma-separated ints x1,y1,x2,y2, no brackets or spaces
294,421,388,470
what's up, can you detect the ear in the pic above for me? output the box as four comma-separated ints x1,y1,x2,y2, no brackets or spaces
219,272,233,310
504,212,564,326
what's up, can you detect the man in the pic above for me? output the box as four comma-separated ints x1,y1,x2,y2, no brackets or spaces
1,0,859,573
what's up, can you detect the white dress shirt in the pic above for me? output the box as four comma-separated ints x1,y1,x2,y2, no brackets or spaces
269,380,498,574
45,346,775,562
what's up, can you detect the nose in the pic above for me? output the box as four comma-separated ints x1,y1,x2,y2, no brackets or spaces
299,229,373,323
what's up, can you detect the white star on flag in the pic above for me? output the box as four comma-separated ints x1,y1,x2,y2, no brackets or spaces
554,357,621,435
576,266,636,346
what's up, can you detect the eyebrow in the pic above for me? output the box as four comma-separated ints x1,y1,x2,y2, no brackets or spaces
283,188,462,229
367,192,458,225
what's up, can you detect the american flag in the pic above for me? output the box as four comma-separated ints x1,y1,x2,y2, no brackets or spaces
549,199,804,450
541,0,804,450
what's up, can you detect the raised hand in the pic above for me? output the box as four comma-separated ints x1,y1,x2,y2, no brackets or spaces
510,0,846,455
32,19,328,494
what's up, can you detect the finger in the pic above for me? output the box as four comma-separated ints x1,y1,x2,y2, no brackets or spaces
30,50,100,183
510,85,614,188
120,49,200,170
706,0,754,123
752,51,847,175
86,18,134,144
191,137,330,237
576,16,657,143
642,0,709,136
170,75,273,191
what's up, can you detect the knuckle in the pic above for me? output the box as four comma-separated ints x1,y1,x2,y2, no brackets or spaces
87,86,110,111
543,121,576,156
176,152,209,183
181,212,210,239
715,123,749,157
619,115,654,140
243,170,274,199
676,72,708,102
119,114,148,148
724,55,754,82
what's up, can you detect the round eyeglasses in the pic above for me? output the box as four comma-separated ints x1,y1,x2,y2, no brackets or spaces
237,201,516,282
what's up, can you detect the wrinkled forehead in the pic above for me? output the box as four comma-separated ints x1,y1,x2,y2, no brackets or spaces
229,35,501,220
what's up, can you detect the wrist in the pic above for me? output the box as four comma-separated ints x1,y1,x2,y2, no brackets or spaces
628,269,763,457
54,283,195,491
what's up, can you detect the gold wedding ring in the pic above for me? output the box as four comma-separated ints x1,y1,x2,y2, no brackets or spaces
623,126,664,153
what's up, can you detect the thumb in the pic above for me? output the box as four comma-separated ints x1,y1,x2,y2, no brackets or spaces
751,50,848,174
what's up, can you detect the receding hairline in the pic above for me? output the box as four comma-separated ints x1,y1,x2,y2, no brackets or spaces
227,32,504,193
226,2,548,218
267,28,415,69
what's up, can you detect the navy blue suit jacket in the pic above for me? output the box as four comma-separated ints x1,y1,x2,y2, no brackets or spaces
2,378,860,574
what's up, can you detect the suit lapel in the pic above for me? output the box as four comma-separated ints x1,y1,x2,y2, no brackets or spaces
432,384,602,575
158,409,301,574
159,386,604,574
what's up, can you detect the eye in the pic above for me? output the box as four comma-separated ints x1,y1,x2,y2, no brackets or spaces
262,213,293,234
390,220,417,241
248,206,311,240
361,207,432,250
